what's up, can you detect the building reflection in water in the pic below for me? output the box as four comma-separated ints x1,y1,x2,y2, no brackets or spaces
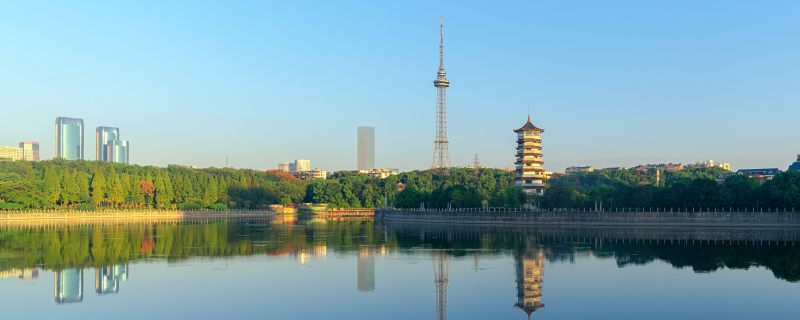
297,244,328,265
55,268,84,304
0,268,39,280
514,246,545,319
432,251,449,320
357,246,376,292
95,264,129,295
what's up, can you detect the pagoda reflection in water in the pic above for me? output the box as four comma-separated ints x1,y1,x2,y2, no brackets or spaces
514,246,545,319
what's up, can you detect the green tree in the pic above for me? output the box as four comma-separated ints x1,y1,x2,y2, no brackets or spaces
724,175,758,208
91,168,107,206
59,170,80,206
154,173,174,209
76,171,91,203
43,166,61,207
108,170,125,207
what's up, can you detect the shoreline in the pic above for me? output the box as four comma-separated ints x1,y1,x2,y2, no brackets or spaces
377,208,800,228
0,210,274,226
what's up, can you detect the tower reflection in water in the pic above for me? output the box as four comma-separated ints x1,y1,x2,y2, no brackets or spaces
430,246,544,320
53,263,128,304
515,245,545,319
433,251,449,320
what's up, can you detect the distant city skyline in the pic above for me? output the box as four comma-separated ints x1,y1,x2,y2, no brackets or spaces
1,1,798,171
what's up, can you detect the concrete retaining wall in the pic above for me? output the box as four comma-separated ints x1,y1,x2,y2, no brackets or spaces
377,208,800,227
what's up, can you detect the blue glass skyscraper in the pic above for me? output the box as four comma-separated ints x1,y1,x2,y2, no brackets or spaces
96,126,119,161
55,117,84,160
109,140,129,164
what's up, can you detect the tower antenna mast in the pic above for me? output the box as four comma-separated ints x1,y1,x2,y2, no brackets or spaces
432,16,452,171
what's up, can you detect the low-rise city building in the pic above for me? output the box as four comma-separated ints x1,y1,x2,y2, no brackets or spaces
686,160,732,171
1,142,41,161
0,145,23,161
633,163,684,173
565,166,593,174
357,168,399,179
788,154,800,172
19,141,40,161
296,168,328,180
737,168,781,183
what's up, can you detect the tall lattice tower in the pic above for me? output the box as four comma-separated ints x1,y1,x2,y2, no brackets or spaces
432,16,452,170
433,251,449,320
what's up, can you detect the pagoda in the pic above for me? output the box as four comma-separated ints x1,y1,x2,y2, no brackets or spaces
514,116,545,195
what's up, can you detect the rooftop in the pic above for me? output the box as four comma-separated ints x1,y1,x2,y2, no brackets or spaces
737,168,781,175
789,154,800,171
514,115,544,133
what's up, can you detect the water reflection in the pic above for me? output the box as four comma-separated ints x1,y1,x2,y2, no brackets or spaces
358,246,376,292
95,264,128,295
55,269,83,304
433,251,449,320
515,244,545,319
0,219,799,317
0,268,38,280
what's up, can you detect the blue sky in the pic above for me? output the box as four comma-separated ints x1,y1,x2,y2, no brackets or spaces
1,0,798,172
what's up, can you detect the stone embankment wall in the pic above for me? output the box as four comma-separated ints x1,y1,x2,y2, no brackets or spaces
384,220,800,243
377,208,800,227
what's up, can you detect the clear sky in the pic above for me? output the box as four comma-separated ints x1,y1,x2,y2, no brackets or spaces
1,0,798,172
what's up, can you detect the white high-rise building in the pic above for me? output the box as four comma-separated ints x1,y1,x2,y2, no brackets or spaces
295,159,311,173
357,126,375,170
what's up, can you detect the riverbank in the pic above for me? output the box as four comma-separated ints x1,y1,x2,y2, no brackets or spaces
0,210,273,226
377,208,800,227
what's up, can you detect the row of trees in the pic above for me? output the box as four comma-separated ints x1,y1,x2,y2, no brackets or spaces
540,167,800,209
0,160,305,210
0,160,521,210
305,168,520,209
2,160,798,211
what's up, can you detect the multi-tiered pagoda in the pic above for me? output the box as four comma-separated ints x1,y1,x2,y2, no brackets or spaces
514,116,545,195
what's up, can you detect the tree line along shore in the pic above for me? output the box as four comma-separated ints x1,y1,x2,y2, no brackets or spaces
0,160,798,212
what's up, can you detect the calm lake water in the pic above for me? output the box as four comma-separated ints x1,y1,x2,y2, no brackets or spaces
1,218,799,319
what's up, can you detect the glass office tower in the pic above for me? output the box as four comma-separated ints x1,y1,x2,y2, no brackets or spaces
357,126,375,170
55,117,84,160
109,140,129,164
95,126,119,161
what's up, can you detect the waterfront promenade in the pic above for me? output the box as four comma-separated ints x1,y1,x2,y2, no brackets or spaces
0,209,273,226
377,207,800,227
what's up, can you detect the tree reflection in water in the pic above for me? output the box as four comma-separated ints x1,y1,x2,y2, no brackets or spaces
1,219,799,311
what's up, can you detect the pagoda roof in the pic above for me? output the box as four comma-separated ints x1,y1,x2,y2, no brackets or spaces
514,115,544,133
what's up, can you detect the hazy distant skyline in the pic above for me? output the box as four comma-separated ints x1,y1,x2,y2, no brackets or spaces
1,1,798,172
